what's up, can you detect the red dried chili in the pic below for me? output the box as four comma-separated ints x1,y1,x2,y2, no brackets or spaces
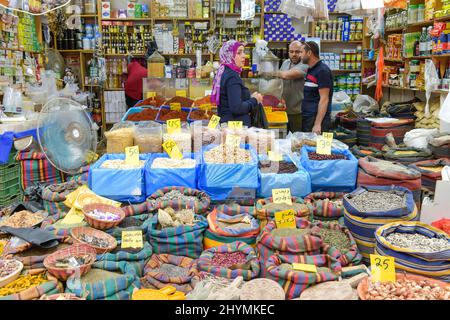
127,108,159,121
165,96,194,108
135,96,165,108
158,108,189,121
189,110,214,121
211,252,247,268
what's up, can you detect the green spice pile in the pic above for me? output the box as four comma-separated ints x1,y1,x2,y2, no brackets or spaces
270,228,310,238
81,269,122,284
262,202,306,212
317,228,351,254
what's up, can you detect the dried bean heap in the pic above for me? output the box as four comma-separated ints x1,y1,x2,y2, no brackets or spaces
259,161,298,174
367,278,450,300
100,159,145,169
151,263,189,277
350,191,405,212
211,252,247,268
385,232,450,252
317,228,351,254
308,152,348,161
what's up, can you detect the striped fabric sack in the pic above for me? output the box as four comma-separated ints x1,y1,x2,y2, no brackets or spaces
350,145,383,159
105,214,153,240
96,242,153,277
384,147,433,165
197,242,260,280
122,202,150,217
266,253,341,299
148,214,208,259
311,221,362,266
215,203,255,216
16,151,65,193
343,186,419,263
65,164,91,184
375,221,450,282
204,207,260,249
147,187,211,215
409,158,450,192
141,254,199,293
0,271,63,300
40,211,88,237
256,218,323,277
41,181,84,215
255,197,310,231
66,261,140,300
304,192,345,222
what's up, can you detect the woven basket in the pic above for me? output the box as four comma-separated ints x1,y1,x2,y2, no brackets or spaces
70,227,117,254
357,273,449,300
82,203,125,230
43,244,97,281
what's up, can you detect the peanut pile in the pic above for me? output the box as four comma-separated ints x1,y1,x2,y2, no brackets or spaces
367,278,450,300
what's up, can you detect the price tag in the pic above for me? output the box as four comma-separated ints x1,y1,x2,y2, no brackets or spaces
228,121,243,129
170,103,181,111
208,115,221,129
162,139,183,160
272,188,292,205
316,132,333,156
147,92,156,99
200,104,212,111
226,134,241,148
176,90,187,97
166,118,181,134
264,106,272,114
274,209,296,229
292,263,318,273
268,151,283,162
322,132,334,141
125,146,140,167
121,230,144,249
370,254,396,283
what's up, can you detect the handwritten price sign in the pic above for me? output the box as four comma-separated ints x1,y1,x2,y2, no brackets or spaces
200,104,212,111
208,115,221,129
268,151,283,162
162,140,183,160
316,132,333,155
147,92,156,99
370,254,396,283
228,121,243,129
125,146,140,167
272,188,292,205
274,209,296,229
121,231,143,249
166,118,181,134
170,103,181,112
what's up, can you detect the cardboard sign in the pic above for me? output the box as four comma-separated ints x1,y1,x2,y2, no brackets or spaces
121,230,144,249
176,90,187,97
228,121,243,129
292,263,318,273
208,115,221,129
147,92,156,99
200,104,212,111
274,209,296,229
272,188,292,205
170,103,181,111
162,140,183,160
166,118,181,134
268,151,283,162
316,132,333,155
125,146,140,167
370,254,396,283
226,134,241,148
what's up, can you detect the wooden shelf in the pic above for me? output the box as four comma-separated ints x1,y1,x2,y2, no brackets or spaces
384,58,404,63
407,20,434,27
434,15,450,21
0,47,41,54
104,53,145,56
65,14,98,18
364,59,376,62
216,13,263,16
104,88,124,91
162,53,211,56
407,55,432,60
381,84,448,94
385,27,405,32
431,53,450,58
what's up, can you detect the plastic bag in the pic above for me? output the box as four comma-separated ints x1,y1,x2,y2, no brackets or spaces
333,91,352,105
104,121,136,154
425,60,441,117
353,95,379,114
439,92,450,124
403,128,439,149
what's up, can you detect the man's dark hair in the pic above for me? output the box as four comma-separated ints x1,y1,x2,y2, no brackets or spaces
302,41,320,58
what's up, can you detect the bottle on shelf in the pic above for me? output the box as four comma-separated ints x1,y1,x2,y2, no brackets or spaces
419,27,427,56
426,26,433,56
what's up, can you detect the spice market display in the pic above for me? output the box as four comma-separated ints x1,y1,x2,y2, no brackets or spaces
1,0,450,303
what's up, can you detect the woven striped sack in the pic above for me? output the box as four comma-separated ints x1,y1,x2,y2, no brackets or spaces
96,242,153,277
304,192,345,222
66,261,140,300
204,208,260,249
214,203,255,216
105,214,153,240
255,197,310,231
41,181,84,215
375,221,450,282
311,221,362,266
350,145,384,159
65,164,91,184
147,187,211,215
148,214,208,259
409,158,450,192
16,151,65,193
384,147,433,165
333,126,357,147
256,218,323,277
343,186,419,263
266,253,341,299
0,271,63,300
141,254,199,293
197,241,260,280
40,211,88,237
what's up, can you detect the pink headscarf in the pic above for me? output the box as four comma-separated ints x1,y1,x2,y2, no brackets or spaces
211,40,243,105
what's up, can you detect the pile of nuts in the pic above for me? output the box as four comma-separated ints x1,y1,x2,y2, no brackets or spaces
211,252,248,269
308,152,348,161
349,191,405,212
204,144,252,164
385,232,450,252
100,159,145,169
151,158,196,169
366,278,450,300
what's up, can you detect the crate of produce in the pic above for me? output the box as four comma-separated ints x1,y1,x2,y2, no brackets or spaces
156,106,190,124
121,107,160,123
0,182,21,199
0,163,19,189
0,193,23,209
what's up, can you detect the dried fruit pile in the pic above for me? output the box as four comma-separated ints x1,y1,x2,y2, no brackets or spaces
211,252,247,268
308,152,348,161
366,278,450,300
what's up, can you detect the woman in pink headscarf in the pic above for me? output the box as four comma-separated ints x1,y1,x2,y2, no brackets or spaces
211,40,263,127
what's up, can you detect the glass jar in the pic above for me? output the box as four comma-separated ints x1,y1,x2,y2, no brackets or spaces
417,4,425,22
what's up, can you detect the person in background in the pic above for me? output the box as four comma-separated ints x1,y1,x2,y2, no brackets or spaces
299,41,333,135
260,41,308,133
211,40,263,127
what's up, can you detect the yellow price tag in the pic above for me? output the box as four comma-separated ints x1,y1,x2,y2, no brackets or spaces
200,104,212,111
292,263,318,273
170,103,181,111
121,230,144,249
208,115,221,129
147,92,156,99
125,146,140,166
226,134,241,148
162,139,183,160
264,106,272,114
228,121,243,129
272,188,292,205
166,118,181,134
268,151,283,162
274,209,296,229
322,132,334,141
176,90,187,97
316,137,332,155
370,254,396,283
